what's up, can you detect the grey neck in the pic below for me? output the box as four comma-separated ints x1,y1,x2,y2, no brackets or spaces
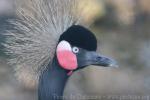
38,57,70,100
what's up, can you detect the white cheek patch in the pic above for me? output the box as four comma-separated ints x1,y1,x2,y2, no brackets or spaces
57,40,72,52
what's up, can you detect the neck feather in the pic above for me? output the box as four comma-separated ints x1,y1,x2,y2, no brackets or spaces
38,57,70,100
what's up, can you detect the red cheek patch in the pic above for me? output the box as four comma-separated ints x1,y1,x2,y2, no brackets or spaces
57,50,78,70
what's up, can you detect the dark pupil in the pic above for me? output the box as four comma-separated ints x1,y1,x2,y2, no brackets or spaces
75,49,78,51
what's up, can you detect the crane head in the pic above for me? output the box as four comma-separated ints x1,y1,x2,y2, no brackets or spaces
56,25,118,73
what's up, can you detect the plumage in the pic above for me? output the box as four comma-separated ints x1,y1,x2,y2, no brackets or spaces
3,0,118,100
3,0,86,87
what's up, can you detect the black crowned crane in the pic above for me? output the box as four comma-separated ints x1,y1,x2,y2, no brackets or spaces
3,0,117,100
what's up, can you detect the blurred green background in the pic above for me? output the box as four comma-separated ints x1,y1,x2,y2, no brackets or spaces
0,0,150,100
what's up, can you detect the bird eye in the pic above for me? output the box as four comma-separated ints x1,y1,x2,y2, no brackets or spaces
72,47,79,53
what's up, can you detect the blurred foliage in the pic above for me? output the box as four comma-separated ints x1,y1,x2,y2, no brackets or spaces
77,0,105,25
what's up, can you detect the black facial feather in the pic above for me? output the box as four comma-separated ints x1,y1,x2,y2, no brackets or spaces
59,25,97,51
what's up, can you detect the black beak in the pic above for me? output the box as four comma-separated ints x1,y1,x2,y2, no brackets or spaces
77,51,118,68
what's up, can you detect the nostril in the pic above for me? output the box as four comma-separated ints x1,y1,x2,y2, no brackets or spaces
96,56,102,61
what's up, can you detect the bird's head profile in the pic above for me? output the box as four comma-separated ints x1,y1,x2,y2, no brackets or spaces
56,25,117,74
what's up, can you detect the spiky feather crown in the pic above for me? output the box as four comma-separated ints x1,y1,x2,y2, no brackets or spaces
3,0,89,88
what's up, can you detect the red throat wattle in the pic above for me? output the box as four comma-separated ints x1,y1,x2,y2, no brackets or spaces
56,41,78,71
